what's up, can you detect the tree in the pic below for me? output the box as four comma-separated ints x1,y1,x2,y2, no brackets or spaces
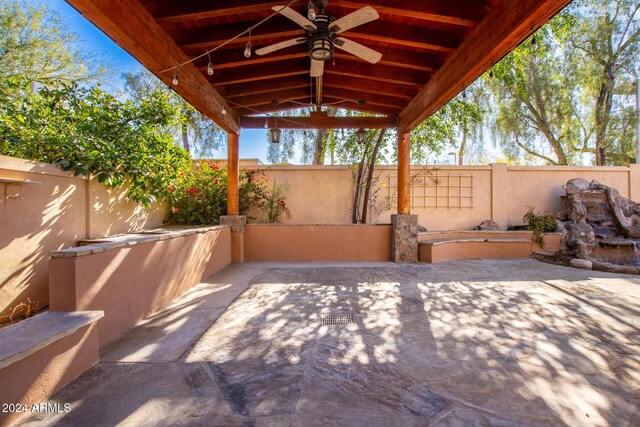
0,0,105,84
123,69,224,157
0,77,191,205
487,0,639,166
563,0,640,165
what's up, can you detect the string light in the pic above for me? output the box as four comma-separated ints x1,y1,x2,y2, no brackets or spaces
159,0,298,75
222,106,227,115
207,52,214,75
244,28,252,58
307,1,316,20
264,118,269,129
172,74,179,85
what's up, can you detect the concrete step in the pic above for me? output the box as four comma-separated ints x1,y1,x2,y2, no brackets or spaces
419,237,532,263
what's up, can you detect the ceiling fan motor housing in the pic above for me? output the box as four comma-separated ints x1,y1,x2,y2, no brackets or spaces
308,14,335,61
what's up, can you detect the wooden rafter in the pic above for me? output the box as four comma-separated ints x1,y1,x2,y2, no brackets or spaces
240,115,397,129
398,0,573,131
66,0,239,133
147,0,489,29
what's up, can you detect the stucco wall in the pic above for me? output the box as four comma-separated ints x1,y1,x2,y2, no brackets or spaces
49,227,231,347
255,163,640,230
244,224,392,261
0,156,167,318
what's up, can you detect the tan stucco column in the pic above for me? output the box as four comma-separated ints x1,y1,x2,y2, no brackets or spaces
222,131,244,262
392,131,418,262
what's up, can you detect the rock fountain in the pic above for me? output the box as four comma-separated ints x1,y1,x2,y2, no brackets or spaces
555,178,640,274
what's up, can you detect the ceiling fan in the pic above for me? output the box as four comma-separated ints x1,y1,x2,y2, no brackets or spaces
255,1,382,77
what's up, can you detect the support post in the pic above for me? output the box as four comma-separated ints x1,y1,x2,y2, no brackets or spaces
227,132,239,215
397,132,411,214
221,131,245,262
392,131,418,263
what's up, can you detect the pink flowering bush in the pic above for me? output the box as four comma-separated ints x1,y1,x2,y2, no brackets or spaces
166,164,290,225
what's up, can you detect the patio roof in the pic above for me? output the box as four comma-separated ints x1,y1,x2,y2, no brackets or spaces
65,0,571,133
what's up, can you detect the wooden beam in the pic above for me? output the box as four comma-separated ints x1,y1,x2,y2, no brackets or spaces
147,0,488,29
321,97,402,116
334,50,442,73
227,132,239,215
228,88,313,108
66,0,238,133
397,132,411,214
324,62,426,87
398,0,572,132
210,59,311,86
150,0,281,25
217,76,312,99
173,21,301,50
234,102,311,116
322,75,419,100
342,21,461,54
331,1,489,28
322,87,406,110
175,20,459,54
198,51,309,72
240,115,397,130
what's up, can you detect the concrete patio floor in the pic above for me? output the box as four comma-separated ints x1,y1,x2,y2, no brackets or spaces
16,259,640,426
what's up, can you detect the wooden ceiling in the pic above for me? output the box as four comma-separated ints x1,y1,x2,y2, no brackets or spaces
66,0,572,133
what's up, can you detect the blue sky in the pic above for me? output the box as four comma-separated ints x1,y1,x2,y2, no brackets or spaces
46,0,271,163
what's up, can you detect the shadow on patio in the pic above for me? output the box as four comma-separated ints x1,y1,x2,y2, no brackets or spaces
17,259,640,426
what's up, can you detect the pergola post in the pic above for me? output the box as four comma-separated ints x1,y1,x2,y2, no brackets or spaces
220,131,245,262
227,132,239,215
391,131,418,263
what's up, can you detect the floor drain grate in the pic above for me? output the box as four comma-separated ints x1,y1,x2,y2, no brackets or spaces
321,313,354,325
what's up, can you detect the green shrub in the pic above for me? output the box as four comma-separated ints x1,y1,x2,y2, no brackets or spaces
523,206,557,246
166,165,290,225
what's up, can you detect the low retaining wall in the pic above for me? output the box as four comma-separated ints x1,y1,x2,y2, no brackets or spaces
244,224,392,262
48,226,231,347
0,311,102,427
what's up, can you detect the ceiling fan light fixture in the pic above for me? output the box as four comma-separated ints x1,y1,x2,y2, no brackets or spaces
310,34,333,61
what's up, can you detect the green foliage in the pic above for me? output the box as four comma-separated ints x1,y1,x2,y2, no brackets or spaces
123,70,224,157
166,165,290,225
523,207,557,246
0,0,106,84
487,0,639,166
0,77,191,205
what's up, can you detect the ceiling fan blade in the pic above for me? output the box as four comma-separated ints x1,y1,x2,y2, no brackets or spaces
255,38,307,56
272,6,316,31
334,38,382,64
310,59,324,77
329,6,379,34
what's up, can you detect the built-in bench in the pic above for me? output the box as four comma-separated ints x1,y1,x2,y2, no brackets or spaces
0,311,103,427
48,225,232,348
418,231,562,263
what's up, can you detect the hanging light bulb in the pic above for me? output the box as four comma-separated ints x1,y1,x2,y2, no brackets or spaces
207,52,214,75
172,74,179,86
356,128,366,144
307,1,316,20
244,28,252,58
222,106,227,115
531,35,537,46
264,118,269,129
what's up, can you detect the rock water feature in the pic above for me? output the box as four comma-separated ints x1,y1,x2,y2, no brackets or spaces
555,178,640,274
